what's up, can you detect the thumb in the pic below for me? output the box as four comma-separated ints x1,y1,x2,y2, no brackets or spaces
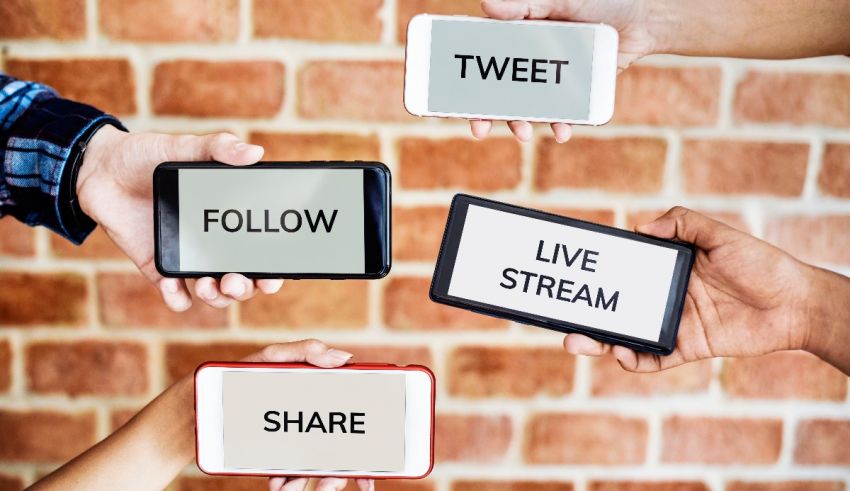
159,132,264,166
635,206,738,251
481,0,563,19
243,339,354,368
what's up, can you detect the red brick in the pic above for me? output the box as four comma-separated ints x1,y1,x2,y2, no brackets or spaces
165,342,266,383
0,220,35,257
250,132,380,161
538,208,616,227
172,476,268,491
0,339,10,393
26,341,148,396
819,143,850,197
590,483,708,491
723,351,847,400
50,228,123,259
6,58,135,115
153,60,284,118
241,280,368,328
0,473,23,491
735,71,850,127
393,206,450,262
795,419,850,465
626,209,748,233
448,346,574,398
727,482,845,491
110,407,141,431
254,0,381,42
0,0,85,39
0,409,96,461
614,65,721,126
436,414,512,462
97,272,227,329
526,413,647,464
682,140,808,196
764,215,850,266
535,137,667,193
454,482,573,491
383,277,509,330
337,345,433,367
591,357,712,396
396,0,480,43
662,417,782,464
0,272,88,326
100,0,238,42
399,137,522,191
299,61,409,121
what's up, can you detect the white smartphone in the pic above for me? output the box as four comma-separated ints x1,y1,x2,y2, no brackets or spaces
404,14,619,125
195,363,435,478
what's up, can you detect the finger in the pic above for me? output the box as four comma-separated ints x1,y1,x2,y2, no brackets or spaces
257,279,285,295
158,278,192,312
356,479,375,491
507,120,533,142
481,0,563,19
244,339,354,367
194,276,234,308
562,334,611,356
160,132,264,166
269,477,287,491
550,123,572,143
282,477,310,491
316,478,349,491
220,273,256,301
469,120,493,139
634,206,739,251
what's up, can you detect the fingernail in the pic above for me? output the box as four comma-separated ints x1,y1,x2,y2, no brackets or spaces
234,142,248,151
231,282,246,297
326,349,353,363
164,279,178,294
203,288,218,301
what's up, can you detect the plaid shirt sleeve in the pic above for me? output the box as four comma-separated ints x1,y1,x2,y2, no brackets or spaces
0,73,125,244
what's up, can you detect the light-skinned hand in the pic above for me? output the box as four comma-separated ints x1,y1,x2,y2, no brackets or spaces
76,125,284,312
470,0,660,143
563,207,817,372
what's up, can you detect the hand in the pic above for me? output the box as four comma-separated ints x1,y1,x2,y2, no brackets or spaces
470,0,663,142
76,125,284,312
239,340,374,491
563,207,816,372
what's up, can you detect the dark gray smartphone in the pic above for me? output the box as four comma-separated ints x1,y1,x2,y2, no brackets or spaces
430,194,694,355
154,161,391,279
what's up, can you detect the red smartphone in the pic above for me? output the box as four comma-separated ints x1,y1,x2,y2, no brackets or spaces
195,362,435,478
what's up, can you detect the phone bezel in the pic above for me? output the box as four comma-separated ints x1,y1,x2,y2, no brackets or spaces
195,363,435,478
153,161,391,279
403,14,619,126
429,194,695,355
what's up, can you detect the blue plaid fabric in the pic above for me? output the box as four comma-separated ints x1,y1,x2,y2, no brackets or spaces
0,73,123,244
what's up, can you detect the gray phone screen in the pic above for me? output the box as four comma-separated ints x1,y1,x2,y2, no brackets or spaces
428,20,595,120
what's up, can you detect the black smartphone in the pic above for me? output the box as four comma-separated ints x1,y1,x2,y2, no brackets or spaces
430,194,694,355
154,161,391,279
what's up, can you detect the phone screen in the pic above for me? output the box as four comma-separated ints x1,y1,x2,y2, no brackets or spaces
222,371,406,472
173,167,367,274
427,20,595,120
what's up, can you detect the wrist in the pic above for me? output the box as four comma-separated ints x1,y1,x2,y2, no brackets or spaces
640,0,684,55
76,124,126,223
800,265,850,371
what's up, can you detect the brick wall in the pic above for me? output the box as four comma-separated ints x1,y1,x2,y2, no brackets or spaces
1,0,850,490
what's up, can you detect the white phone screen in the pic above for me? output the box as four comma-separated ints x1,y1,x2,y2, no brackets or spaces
177,168,365,274
222,371,406,472
428,20,595,120
448,205,679,342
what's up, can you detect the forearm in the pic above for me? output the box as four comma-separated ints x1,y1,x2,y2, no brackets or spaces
30,377,196,491
648,0,850,59
803,267,850,376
